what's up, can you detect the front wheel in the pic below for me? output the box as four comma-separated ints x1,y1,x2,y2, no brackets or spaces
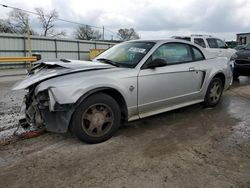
204,78,223,107
71,93,121,144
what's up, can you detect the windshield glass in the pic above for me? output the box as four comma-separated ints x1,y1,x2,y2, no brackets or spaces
245,43,250,50
94,41,155,68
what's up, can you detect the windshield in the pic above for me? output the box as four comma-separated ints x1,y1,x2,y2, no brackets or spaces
245,43,250,50
94,41,155,68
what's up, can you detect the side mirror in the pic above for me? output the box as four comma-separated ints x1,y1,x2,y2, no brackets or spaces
147,58,167,69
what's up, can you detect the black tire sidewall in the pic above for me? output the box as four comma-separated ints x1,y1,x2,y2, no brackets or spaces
204,78,223,107
71,93,121,144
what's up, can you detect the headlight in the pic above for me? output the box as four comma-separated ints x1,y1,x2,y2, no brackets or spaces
37,91,49,109
230,53,237,61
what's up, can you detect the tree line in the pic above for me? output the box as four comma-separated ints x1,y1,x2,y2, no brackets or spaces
0,9,140,41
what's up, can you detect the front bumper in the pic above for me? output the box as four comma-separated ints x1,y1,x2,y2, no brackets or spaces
20,90,75,133
234,59,250,76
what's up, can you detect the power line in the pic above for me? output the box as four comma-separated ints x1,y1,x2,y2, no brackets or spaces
0,3,121,39
0,3,100,29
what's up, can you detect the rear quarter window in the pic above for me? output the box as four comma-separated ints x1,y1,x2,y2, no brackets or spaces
192,46,205,61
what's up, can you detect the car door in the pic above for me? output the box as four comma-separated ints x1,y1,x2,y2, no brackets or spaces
138,42,205,118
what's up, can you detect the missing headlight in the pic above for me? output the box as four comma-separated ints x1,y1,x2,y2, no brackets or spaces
37,91,50,109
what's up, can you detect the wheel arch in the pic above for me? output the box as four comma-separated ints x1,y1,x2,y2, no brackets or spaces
73,87,128,122
202,71,226,98
212,72,226,88
203,71,225,107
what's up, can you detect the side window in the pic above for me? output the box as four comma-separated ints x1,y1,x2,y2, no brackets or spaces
152,43,192,65
216,39,226,48
206,38,218,48
194,38,206,48
192,47,205,61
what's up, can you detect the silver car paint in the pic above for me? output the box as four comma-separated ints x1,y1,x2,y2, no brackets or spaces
34,68,140,120
135,40,232,117
13,39,232,132
12,60,114,90
138,60,204,117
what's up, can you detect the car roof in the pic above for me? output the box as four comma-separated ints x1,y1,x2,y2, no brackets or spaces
172,34,214,38
126,38,203,48
126,38,174,43
127,38,193,43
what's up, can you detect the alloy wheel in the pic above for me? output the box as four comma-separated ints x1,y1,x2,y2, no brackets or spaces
81,103,114,137
209,81,222,103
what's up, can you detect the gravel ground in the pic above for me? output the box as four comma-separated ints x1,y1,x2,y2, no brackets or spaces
0,76,26,140
0,75,250,188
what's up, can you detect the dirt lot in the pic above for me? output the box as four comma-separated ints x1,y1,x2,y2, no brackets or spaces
0,75,250,188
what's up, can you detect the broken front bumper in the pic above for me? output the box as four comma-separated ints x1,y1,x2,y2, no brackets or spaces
20,89,75,133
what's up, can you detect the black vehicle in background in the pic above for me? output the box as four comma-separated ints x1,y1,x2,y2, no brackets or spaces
233,43,250,80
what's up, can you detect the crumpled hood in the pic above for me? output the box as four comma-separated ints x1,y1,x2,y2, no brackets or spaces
12,59,114,90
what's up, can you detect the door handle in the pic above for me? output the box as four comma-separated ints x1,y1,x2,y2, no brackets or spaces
189,67,195,71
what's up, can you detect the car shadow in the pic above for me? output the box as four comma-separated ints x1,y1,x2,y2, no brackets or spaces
116,95,236,141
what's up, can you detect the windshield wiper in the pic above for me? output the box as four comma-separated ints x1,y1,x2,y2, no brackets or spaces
96,58,120,67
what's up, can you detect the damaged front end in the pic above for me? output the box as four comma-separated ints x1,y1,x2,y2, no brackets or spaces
19,85,75,133
13,59,115,133
19,85,46,130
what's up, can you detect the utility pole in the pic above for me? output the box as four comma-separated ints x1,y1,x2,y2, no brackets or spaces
26,19,32,57
26,19,32,68
102,26,104,41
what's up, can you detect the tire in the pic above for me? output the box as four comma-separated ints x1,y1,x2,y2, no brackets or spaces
71,93,121,144
204,78,223,107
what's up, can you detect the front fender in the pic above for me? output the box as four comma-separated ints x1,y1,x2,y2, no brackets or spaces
36,77,136,106
35,72,138,116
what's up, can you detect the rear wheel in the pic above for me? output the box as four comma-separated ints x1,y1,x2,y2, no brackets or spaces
204,78,223,107
71,93,121,144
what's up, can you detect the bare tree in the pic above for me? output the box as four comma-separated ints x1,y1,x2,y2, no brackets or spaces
0,19,16,33
117,28,140,41
8,9,33,34
35,8,65,37
74,25,101,40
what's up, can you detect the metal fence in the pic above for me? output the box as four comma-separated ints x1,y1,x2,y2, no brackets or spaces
0,33,117,68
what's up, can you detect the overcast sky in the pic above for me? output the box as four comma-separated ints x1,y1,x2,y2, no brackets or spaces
1,0,250,40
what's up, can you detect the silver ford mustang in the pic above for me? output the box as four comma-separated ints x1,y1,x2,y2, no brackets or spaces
13,39,233,143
